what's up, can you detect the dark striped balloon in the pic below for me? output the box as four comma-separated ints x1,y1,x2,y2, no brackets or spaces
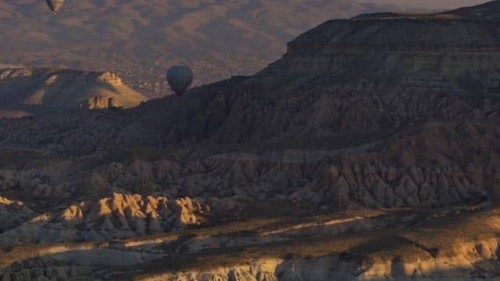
166,66,193,96
46,0,64,13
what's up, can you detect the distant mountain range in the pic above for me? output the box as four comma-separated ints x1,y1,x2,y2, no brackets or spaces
0,0,404,97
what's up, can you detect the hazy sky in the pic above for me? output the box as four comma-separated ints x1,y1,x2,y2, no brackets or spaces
359,0,491,10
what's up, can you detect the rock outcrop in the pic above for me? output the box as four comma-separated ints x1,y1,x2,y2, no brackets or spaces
1,1,500,280
0,67,148,116
2,7,500,209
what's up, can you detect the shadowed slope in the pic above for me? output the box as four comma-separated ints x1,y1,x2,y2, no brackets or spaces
1,2,500,280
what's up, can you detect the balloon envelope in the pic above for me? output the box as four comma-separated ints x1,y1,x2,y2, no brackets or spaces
46,0,64,13
166,66,193,96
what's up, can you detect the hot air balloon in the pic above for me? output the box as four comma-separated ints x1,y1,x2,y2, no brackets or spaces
46,0,64,14
166,66,193,96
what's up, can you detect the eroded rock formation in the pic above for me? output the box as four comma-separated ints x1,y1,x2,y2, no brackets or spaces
1,1,500,280
0,68,148,116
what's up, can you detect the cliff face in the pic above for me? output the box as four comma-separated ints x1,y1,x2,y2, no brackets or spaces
0,68,148,116
1,5,500,210
99,15,500,147
1,2,500,280
2,5,500,211
216,17,500,142
285,18,500,75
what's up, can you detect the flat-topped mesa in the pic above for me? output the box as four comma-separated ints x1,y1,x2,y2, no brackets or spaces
3,2,500,152
0,67,148,115
282,15,500,78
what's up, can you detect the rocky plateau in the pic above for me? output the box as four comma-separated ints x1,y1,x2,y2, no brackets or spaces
0,67,148,117
1,1,500,280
